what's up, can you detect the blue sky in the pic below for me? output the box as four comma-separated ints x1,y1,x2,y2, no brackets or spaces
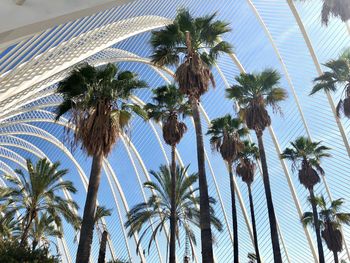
1,0,350,262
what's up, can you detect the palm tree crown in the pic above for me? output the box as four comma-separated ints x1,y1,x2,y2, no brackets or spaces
151,9,232,99
125,165,222,255
282,137,331,263
235,141,259,186
29,214,63,251
144,84,190,146
320,0,350,25
226,69,287,133
302,196,350,263
310,48,350,118
56,63,148,156
280,136,331,190
207,114,248,164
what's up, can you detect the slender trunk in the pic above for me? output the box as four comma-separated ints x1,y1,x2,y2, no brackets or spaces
20,212,34,247
32,239,38,251
333,250,339,263
98,231,108,263
76,154,104,263
247,184,261,263
191,100,213,263
256,131,282,263
228,164,239,263
169,145,177,263
309,188,325,263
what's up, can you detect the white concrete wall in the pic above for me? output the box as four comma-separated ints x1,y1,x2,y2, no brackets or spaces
0,0,134,49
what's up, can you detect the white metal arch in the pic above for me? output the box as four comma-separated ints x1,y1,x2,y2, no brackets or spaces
0,33,329,262
6,97,240,261
0,123,136,262
243,1,350,259
0,138,76,263
0,145,71,263
285,0,350,158
0,159,17,177
0,16,172,105
0,46,243,258
0,50,278,262
29,51,255,250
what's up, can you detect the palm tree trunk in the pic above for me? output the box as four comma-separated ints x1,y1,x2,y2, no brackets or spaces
228,164,239,263
20,212,34,247
169,145,177,263
98,231,108,263
247,184,261,263
256,131,282,263
309,188,325,263
333,251,339,263
76,154,104,263
32,238,38,251
191,100,214,263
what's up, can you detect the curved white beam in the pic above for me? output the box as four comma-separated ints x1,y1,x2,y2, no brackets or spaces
1,53,251,260
0,135,76,263
285,1,350,260
227,49,316,261
0,16,172,104
285,0,350,158
0,124,133,262
0,145,71,263
1,49,296,260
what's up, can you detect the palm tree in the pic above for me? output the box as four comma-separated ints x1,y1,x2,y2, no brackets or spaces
0,209,19,242
226,69,287,262
302,196,350,263
150,10,232,261
310,48,350,118
248,253,258,263
74,206,112,263
29,214,63,251
206,114,247,262
144,84,190,263
125,164,222,259
298,0,350,25
235,141,261,263
0,158,79,248
55,63,147,263
95,206,112,263
281,136,331,263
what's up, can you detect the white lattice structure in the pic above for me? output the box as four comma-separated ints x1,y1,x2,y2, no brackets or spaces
1,0,350,262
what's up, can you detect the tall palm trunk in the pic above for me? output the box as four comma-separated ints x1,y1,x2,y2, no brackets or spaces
169,145,177,263
228,164,239,263
256,131,282,263
20,212,34,247
247,184,261,263
76,154,104,263
333,251,339,263
98,231,108,263
191,100,214,263
32,239,38,251
309,188,325,263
